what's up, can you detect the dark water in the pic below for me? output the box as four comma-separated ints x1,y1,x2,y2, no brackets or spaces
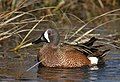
0,50,119,82
0,27,120,82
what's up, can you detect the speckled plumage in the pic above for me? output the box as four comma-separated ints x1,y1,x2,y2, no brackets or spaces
38,44,90,68
32,28,110,68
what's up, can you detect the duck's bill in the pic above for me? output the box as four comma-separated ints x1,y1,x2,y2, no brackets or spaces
32,33,49,44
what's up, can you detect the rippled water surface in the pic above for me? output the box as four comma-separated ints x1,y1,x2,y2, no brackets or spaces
0,27,120,82
0,51,119,82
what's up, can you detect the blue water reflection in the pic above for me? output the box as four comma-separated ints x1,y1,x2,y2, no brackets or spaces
37,53,120,82
0,53,119,82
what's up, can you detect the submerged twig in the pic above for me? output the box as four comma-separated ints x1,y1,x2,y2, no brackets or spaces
26,62,40,72
26,58,45,72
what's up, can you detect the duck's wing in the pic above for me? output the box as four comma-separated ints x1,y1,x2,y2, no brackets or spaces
75,43,110,58
82,37,97,47
97,49,110,58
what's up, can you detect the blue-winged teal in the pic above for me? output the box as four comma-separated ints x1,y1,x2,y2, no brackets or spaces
32,28,110,68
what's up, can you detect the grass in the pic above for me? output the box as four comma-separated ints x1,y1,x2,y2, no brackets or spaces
0,0,120,51
0,0,120,77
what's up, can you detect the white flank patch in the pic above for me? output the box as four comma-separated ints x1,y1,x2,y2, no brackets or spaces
88,57,98,65
44,30,50,42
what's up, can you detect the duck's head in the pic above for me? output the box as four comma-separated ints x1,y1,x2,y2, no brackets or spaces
32,28,60,45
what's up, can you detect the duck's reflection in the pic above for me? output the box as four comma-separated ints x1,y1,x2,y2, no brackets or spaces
37,64,106,82
37,66,90,81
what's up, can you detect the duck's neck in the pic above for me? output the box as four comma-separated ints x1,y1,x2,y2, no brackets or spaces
50,29,60,46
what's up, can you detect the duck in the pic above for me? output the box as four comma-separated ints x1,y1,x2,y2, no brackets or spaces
32,28,110,68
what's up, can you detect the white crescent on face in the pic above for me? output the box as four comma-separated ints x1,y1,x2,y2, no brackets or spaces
44,30,50,43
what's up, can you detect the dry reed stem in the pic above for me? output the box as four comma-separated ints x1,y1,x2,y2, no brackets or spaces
71,18,120,44
12,14,55,51
98,0,104,8
0,12,27,27
12,17,44,51
70,8,120,39
64,13,85,40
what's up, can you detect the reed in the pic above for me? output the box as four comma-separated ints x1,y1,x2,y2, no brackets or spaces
0,0,119,52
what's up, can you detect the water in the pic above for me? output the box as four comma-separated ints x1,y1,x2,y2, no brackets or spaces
0,27,120,82
0,50,119,82
37,54,120,82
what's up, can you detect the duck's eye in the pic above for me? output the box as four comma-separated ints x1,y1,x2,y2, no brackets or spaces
48,32,51,35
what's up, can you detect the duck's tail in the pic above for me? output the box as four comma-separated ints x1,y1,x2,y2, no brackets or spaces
83,37,98,47
99,49,110,58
